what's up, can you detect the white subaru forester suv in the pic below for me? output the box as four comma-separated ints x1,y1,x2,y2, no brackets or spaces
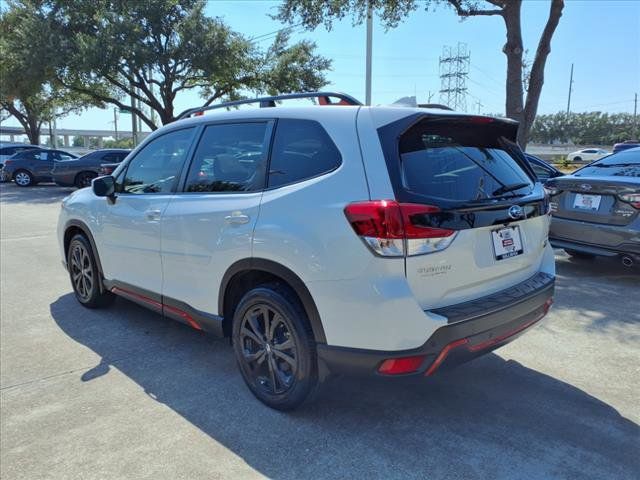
58,92,555,410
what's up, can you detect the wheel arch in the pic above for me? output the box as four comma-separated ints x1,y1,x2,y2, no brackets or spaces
74,170,98,186
64,219,106,290
219,258,327,344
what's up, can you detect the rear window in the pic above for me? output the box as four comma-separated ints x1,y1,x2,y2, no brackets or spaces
575,149,640,177
399,121,533,202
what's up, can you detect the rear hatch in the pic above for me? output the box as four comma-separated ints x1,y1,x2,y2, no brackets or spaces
376,114,549,309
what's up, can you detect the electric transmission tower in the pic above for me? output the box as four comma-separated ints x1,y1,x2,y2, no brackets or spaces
439,43,470,111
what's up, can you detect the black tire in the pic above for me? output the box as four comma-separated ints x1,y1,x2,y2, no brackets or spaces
67,234,114,308
565,248,595,259
13,169,34,187
573,156,582,162
75,171,97,189
232,283,318,411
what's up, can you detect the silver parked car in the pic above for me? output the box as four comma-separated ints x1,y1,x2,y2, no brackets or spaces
547,147,640,267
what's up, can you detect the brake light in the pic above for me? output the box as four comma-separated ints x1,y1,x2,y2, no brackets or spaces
4,160,12,165
344,200,457,257
619,193,640,209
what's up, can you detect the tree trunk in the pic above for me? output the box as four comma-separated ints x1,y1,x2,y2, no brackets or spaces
501,0,525,138
519,0,564,148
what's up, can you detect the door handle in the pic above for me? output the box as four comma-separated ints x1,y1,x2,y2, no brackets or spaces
145,209,162,221
224,212,250,225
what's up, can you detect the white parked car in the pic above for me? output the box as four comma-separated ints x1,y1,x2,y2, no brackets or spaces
57,92,555,410
567,148,610,163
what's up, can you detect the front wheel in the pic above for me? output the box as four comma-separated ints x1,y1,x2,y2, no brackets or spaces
573,156,582,162
14,170,34,187
232,284,318,411
67,234,114,308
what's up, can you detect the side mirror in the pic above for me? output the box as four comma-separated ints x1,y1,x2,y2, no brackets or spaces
92,175,115,199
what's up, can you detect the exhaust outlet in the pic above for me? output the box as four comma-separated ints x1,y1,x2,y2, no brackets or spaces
621,255,634,268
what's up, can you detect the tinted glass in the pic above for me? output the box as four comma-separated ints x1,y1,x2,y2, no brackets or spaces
102,152,128,162
268,119,341,188
575,149,640,177
122,128,195,194
399,123,532,202
184,123,270,193
0,147,16,155
530,163,551,180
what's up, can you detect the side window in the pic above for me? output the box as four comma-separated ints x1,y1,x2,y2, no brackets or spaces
268,119,341,188
34,152,48,160
0,147,16,156
121,128,195,194
530,163,550,180
184,122,270,193
57,153,74,161
101,153,119,162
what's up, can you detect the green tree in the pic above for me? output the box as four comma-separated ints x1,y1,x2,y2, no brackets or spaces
0,3,97,145
276,0,564,147
529,111,636,145
28,0,330,129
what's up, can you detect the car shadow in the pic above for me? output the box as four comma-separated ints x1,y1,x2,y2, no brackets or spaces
49,293,639,479
0,182,75,204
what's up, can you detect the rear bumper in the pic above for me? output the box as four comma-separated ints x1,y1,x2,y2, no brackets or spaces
550,216,640,256
317,272,555,377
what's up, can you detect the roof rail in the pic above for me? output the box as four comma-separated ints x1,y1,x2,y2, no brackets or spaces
177,92,363,120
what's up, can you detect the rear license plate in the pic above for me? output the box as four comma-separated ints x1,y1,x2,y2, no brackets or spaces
491,226,524,260
573,193,601,211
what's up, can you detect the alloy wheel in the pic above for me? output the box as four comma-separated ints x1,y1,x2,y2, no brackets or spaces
70,243,94,301
239,304,298,395
14,172,31,186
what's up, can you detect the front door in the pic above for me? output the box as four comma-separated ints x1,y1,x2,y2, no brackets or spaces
161,121,273,316
97,127,197,294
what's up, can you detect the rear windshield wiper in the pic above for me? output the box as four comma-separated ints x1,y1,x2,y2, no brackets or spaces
492,182,530,196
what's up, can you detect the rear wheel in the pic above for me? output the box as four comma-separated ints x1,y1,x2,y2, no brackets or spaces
67,234,114,308
565,249,595,259
14,170,34,187
232,283,318,411
573,156,582,162
75,171,97,189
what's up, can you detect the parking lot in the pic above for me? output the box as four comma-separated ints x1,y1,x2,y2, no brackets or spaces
1,182,638,480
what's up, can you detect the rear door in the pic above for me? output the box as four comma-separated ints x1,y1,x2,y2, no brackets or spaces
160,121,273,316
375,115,550,309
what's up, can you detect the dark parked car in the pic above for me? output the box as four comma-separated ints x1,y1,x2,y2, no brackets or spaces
546,147,640,267
2,149,78,186
613,140,640,154
52,149,131,188
0,144,42,182
524,154,563,183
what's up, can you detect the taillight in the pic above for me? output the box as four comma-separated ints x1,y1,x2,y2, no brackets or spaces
619,193,640,209
344,200,457,257
4,160,12,165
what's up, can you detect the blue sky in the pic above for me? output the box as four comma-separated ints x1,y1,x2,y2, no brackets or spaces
5,0,640,132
